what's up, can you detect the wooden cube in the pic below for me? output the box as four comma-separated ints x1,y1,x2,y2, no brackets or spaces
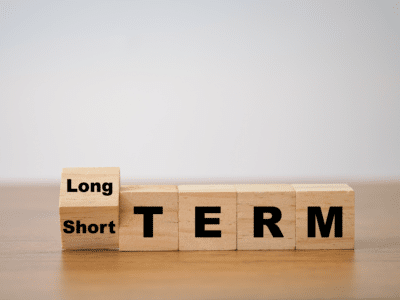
178,185,236,251
119,185,178,251
292,184,355,250
237,184,295,250
59,167,120,250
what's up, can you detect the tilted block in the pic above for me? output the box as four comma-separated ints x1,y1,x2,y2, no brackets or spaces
59,167,120,250
119,185,178,251
292,184,355,250
178,185,236,251
237,184,295,250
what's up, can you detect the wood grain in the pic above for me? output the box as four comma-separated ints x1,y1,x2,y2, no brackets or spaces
178,185,237,250
59,167,120,250
1,180,399,299
236,184,295,250
119,185,178,251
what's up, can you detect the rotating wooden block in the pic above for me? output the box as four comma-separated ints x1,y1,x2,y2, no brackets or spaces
237,184,295,250
178,185,236,251
59,167,120,250
293,184,355,250
119,185,178,251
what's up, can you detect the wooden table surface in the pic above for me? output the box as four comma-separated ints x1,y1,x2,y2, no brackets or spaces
1,181,399,299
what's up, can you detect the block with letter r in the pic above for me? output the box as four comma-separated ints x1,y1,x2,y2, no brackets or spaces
236,184,295,250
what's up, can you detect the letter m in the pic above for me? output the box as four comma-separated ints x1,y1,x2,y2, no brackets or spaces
308,206,343,238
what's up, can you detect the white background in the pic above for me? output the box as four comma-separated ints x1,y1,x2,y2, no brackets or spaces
1,1,399,181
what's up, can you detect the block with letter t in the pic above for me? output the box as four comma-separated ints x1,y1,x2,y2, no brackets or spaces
119,185,178,251
292,184,355,249
59,167,120,250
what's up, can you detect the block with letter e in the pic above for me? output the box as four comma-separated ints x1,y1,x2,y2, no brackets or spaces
59,167,120,250
293,184,355,249
119,185,178,251
178,185,236,251
237,184,295,250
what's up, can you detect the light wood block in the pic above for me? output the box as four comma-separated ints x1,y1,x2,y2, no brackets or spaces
178,185,236,251
119,185,178,251
237,184,295,250
59,167,120,250
292,184,355,250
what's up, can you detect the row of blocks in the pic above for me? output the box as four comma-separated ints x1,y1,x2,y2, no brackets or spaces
59,168,355,250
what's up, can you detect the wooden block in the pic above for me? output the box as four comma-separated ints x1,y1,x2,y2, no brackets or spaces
119,185,178,251
59,167,120,250
292,184,355,250
236,184,295,250
178,185,236,251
